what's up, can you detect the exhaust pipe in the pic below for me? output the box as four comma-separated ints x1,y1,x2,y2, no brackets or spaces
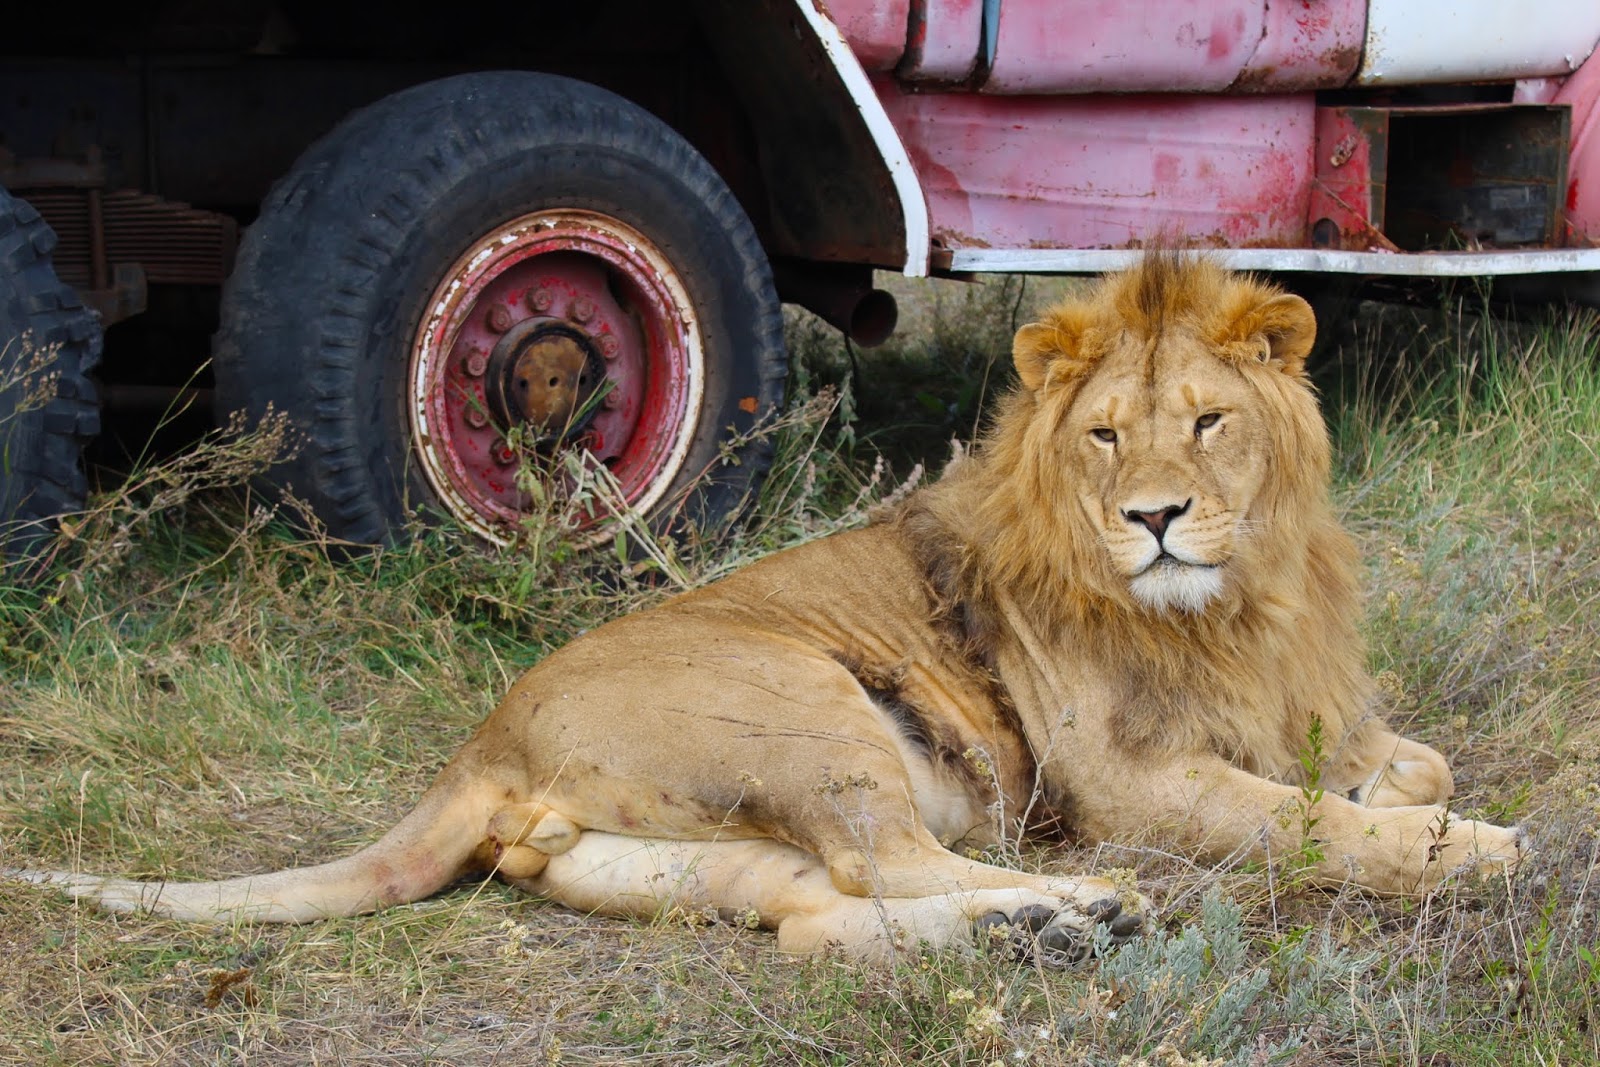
773,261,898,348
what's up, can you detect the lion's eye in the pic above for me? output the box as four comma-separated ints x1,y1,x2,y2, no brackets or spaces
1090,427,1117,445
1194,412,1222,435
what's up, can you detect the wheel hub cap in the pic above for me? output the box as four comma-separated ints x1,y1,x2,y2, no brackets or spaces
408,209,705,546
484,318,605,443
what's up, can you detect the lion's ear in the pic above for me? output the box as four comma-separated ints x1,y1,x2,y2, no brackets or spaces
1013,312,1091,392
1013,323,1060,392
1221,292,1317,377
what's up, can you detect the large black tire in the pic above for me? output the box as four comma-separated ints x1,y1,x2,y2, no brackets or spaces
215,72,786,548
0,187,102,566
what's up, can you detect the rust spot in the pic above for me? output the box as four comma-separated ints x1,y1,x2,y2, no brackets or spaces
738,395,759,414
1228,63,1281,92
1229,42,1363,93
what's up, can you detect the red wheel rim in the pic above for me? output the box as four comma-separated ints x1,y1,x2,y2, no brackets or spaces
408,210,704,545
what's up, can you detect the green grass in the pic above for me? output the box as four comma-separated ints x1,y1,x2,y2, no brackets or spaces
1,278,1598,1064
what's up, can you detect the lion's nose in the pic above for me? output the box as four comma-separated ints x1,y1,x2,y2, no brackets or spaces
1123,499,1191,542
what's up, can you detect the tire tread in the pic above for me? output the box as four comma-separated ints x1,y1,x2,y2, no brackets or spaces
0,186,103,561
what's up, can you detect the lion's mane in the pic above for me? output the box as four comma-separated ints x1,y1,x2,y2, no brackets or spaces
894,254,1377,779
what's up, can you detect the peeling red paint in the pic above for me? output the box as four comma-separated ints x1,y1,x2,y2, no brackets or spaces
1232,0,1366,92
822,0,912,72
874,85,1314,250
823,0,1598,259
900,0,985,83
1555,45,1600,243
894,0,1361,95
974,1,1362,95
1307,107,1388,250
984,2,1267,93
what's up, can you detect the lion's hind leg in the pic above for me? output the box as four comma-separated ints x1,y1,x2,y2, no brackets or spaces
525,832,1141,966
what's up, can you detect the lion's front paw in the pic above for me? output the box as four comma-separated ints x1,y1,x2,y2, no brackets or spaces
1429,818,1529,883
1352,740,1454,808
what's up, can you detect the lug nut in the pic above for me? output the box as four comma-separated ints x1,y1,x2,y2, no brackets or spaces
598,334,620,359
486,305,513,333
464,352,488,377
526,287,553,312
465,406,489,429
570,296,596,323
492,438,516,466
601,386,621,411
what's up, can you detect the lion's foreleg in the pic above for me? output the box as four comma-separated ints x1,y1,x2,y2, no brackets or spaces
1075,753,1521,895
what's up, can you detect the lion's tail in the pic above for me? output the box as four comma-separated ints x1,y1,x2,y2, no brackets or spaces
18,762,509,923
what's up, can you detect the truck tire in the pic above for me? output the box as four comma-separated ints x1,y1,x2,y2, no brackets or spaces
215,72,786,548
0,187,102,567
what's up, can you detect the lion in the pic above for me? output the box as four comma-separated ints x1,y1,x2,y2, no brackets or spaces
26,254,1525,965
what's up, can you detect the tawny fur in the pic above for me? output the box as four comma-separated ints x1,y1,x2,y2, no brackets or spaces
25,255,1524,961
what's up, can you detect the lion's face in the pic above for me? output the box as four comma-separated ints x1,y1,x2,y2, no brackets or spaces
1066,332,1271,614
1009,258,1321,617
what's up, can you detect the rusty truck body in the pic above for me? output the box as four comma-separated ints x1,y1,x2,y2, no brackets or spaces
3,0,1598,551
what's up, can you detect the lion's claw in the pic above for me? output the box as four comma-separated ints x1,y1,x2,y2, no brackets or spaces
1109,910,1143,938
1035,927,1085,965
1085,896,1122,921
1010,903,1056,933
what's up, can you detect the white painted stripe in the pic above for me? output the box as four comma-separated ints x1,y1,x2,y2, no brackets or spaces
947,247,1600,277
791,0,931,277
1359,0,1600,85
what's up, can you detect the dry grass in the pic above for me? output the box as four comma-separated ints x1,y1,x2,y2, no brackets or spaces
1,277,1597,1065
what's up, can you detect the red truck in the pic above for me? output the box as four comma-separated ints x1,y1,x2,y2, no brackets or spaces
4,0,1598,553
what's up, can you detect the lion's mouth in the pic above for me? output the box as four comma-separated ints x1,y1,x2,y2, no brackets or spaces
1138,551,1219,576
1129,553,1227,613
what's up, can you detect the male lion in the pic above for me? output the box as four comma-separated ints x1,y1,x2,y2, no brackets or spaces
32,255,1525,964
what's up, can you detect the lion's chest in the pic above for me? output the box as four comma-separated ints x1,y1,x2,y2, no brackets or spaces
999,625,1337,793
